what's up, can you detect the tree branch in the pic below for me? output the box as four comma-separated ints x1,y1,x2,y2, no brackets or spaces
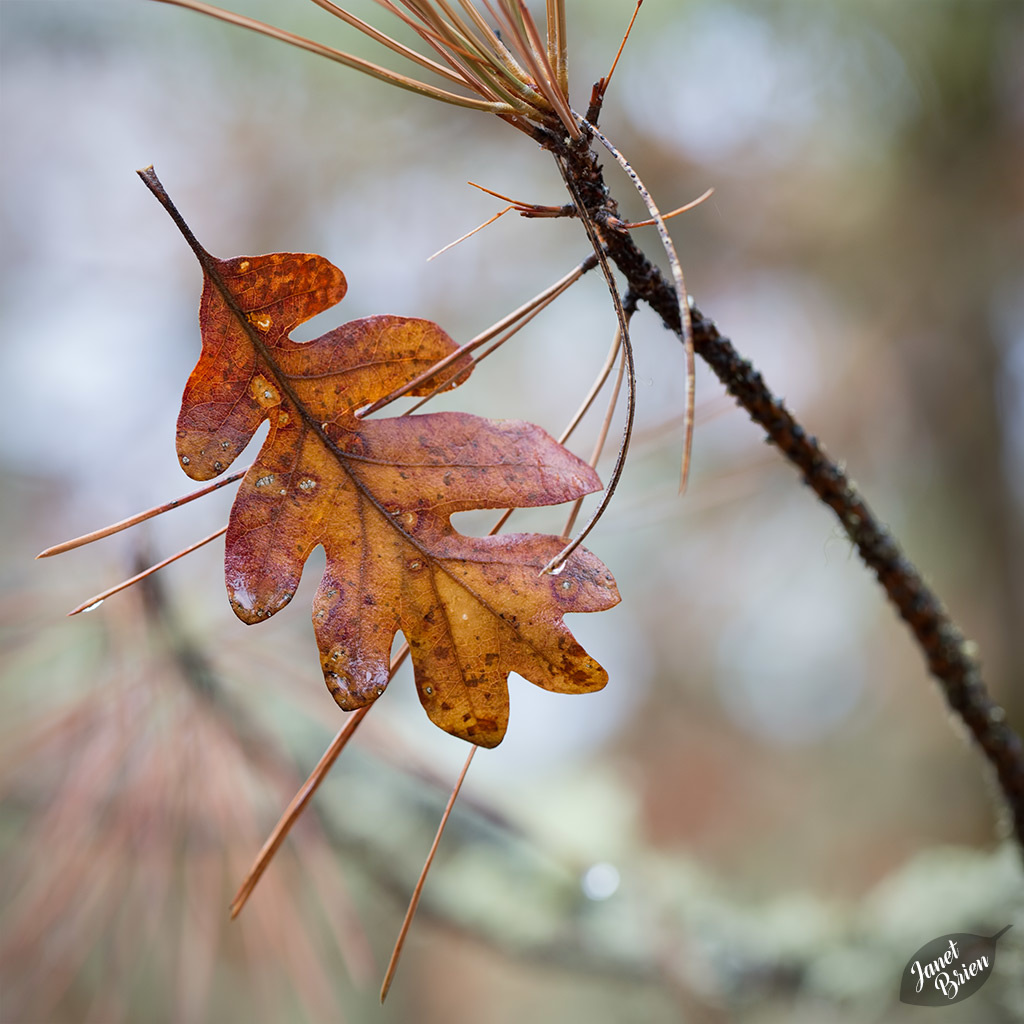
549,128,1024,845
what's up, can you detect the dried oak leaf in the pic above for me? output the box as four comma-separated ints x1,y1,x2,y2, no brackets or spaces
175,245,620,746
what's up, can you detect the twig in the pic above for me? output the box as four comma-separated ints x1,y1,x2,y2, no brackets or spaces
548,128,1024,843
688,308,1024,837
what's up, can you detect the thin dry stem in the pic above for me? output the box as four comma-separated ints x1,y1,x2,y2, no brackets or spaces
37,468,248,558
66,526,228,617
379,744,477,1003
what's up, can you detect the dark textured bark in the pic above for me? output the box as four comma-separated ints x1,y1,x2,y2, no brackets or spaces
541,127,1024,844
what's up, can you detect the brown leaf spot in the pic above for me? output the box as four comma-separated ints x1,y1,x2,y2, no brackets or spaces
250,375,280,408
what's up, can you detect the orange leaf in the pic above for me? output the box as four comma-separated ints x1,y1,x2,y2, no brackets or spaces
156,177,619,747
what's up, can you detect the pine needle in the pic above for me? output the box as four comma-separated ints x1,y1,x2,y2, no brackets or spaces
230,644,411,918
427,204,512,260
37,469,248,559
153,0,509,112
66,526,228,617
379,744,476,1002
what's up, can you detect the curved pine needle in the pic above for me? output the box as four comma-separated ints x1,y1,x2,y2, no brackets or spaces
556,324,623,448
485,319,623,538
66,526,228,617
576,115,695,495
540,158,636,576
37,468,248,558
379,744,476,1003
563,327,627,537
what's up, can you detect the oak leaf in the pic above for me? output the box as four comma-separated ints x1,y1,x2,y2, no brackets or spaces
169,217,619,746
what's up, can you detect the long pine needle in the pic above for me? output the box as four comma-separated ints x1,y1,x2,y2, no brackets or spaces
66,526,228,616
37,468,248,559
359,257,593,416
230,644,410,918
379,744,477,1002
577,116,696,495
153,0,508,112
604,0,643,95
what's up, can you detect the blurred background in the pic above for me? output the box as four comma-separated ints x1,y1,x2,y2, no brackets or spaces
2,0,1023,1020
